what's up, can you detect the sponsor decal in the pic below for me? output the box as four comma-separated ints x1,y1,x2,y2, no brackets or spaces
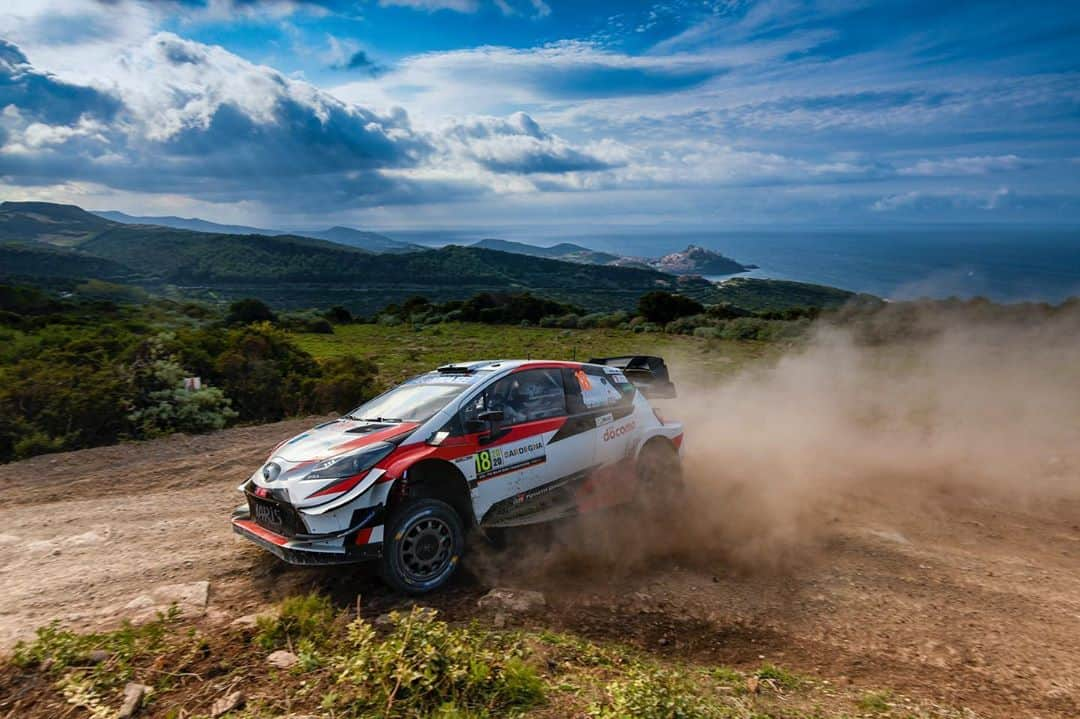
603,420,636,442
574,370,593,391
474,440,546,482
595,412,614,427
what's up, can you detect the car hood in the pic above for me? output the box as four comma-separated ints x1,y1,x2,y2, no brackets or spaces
273,418,419,463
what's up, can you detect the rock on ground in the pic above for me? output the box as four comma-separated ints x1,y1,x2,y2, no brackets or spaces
211,690,245,717
267,650,299,669
118,682,150,718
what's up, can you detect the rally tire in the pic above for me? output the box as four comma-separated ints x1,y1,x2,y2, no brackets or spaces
635,439,684,511
379,498,465,595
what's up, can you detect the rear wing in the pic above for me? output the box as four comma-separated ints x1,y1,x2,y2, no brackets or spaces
587,355,677,399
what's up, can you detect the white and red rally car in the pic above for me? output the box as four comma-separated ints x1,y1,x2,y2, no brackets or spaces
232,356,683,593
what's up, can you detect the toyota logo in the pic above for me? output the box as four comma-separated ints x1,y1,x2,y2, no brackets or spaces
262,462,281,481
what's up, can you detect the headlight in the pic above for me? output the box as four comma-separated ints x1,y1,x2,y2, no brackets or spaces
305,442,395,481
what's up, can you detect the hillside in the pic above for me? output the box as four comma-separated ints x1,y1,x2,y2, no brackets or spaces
95,210,422,254
93,210,279,237
78,226,683,290
710,277,856,311
0,242,133,281
472,238,621,264
301,226,423,254
0,202,114,246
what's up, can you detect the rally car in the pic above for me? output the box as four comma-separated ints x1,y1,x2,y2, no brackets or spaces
232,356,683,593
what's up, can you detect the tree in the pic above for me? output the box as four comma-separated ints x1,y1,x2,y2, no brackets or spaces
637,291,704,325
226,298,276,325
325,305,353,324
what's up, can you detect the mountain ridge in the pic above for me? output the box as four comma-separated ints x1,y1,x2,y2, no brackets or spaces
91,209,421,254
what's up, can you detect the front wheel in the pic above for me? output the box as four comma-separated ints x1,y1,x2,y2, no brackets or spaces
379,498,465,594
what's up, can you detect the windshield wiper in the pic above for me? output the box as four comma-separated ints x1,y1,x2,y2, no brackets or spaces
351,416,404,423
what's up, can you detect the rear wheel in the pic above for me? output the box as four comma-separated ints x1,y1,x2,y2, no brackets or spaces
636,440,683,511
379,498,465,594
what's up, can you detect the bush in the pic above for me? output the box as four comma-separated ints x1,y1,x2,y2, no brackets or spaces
637,291,704,325
325,305,354,324
210,323,322,420
309,355,379,414
279,310,335,334
590,668,718,719
331,607,544,718
127,333,236,437
665,314,710,335
226,297,276,325
705,302,751,320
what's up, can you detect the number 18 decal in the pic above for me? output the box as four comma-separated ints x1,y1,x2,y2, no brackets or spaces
475,448,502,476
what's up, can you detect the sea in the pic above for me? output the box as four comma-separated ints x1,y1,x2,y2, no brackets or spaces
388,226,1080,303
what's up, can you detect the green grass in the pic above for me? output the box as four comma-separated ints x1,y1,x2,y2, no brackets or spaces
292,322,778,387
3,594,978,719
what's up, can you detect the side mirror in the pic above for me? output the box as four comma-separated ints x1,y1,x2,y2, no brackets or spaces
464,410,504,437
475,409,506,444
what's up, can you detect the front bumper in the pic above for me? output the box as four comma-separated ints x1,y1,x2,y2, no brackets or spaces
231,506,384,565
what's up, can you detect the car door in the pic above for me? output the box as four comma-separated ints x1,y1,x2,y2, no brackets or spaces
575,366,641,510
461,367,592,526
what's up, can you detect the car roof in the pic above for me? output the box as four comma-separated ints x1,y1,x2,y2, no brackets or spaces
438,359,584,372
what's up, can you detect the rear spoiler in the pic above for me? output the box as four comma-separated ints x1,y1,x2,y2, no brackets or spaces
587,355,677,399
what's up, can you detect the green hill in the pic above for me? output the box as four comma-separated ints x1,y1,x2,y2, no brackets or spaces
0,201,865,314
302,226,423,254
708,277,856,311
0,241,133,281
0,202,115,246
95,210,422,254
472,238,621,264
80,226,683,290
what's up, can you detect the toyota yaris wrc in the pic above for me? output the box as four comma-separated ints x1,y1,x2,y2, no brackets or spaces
232,356,683,593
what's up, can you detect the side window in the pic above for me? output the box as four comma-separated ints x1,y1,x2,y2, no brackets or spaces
460,369,567,428
575,369,633,410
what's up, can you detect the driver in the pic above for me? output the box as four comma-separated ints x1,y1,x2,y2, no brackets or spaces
503,375,561,424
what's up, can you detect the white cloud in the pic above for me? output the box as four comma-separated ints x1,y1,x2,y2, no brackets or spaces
378,0,480,12
898,155,1027,177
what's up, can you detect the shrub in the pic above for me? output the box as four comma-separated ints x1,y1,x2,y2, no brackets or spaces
325,305,354,324
692,326,723,339
256,592,338,651
331,607,544,718
309,355,379,414
590,668,718,719
665,314,710,335
210,323,322,420
637,291,704,325
705,302,751,320
279,310,335,334
127,333,236,437
226,298,276,325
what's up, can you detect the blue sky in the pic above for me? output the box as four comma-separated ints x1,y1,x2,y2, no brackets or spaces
0,0,1078,230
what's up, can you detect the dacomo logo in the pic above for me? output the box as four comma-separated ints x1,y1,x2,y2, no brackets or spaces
603,421,635,442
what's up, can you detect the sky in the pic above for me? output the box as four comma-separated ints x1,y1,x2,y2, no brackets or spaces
0,0,1078,231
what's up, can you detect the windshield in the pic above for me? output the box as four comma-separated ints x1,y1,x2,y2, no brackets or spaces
346,382,470,423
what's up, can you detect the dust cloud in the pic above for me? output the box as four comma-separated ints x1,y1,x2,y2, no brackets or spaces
475,302,1080,582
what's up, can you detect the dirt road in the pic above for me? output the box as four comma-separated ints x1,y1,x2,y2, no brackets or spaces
2,419,1079,718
